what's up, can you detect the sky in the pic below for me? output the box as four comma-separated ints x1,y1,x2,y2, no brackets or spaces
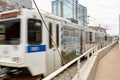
33,0,120,35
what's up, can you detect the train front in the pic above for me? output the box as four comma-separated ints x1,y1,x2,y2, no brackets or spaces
0,9,47,79
0,10,27,78
0,10,24,65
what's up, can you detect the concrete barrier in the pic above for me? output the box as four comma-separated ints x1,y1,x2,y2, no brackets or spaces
80,42,117,80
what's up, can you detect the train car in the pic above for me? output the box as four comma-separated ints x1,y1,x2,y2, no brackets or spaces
0,8,81,77
0,8,113,78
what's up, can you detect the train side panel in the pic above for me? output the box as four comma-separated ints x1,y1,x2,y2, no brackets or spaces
61,21,81,63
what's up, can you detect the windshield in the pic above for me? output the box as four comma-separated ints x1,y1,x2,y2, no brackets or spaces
0,19,20,45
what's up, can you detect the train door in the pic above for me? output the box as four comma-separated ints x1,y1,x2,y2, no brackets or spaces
46,18,61,75
46,21,54,74
52,21,61,70
26,18,47,75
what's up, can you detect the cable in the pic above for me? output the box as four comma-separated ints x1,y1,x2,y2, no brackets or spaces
33,0,72,79
87,10,109,27
33,0,65,66
53,0,108,30
89,18,100,25
90,16,108,28
79,17,88,24
59,2,88,26
61,1,88,25
57,0,109,28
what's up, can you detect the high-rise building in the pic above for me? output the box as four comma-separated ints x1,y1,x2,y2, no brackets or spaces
52,0,87,27
0,0,32,11
52,0,78,19
78,4,87,27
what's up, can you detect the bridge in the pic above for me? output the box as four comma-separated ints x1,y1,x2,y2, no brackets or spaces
43,40,119,80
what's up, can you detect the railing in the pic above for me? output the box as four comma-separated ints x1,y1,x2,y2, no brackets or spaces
42,39,117,80
43,45,98,80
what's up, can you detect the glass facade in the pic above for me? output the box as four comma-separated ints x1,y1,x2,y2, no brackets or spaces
52,1,56,15
63,0,72,18
52,0,87,27
52,0,78,19
78,4,87,27
52,0,63,17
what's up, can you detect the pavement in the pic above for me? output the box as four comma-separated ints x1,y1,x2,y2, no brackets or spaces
94,44,120,80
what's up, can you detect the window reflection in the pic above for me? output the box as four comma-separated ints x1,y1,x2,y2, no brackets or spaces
28,19,42,45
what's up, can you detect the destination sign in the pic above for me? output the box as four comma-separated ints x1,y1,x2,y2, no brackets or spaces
27,45,46,53
0,12,20,19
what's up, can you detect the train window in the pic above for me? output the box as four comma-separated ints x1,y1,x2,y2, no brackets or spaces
105,36,107,41
0,19,20,45
49,22,53,48
85,32,88,42
56,24,59,47
28,19,42,45
89,32,92,42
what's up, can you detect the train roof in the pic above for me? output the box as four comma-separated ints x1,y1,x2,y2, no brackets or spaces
0,8,109,35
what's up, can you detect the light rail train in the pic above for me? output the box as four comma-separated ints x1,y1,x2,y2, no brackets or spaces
0,8,113,78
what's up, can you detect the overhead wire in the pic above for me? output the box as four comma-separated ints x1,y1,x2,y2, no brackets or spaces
52,0,109,28
89,16,108,28
54,0,90,26
87,9,109,28
89,18,100,25
63,0,109,28
59,0,89,26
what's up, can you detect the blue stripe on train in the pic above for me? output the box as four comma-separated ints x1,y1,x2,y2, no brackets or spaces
27,45,46,53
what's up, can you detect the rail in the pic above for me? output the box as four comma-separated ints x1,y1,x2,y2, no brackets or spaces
42,45,98,80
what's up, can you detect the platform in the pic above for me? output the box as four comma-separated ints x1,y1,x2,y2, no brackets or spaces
95,44,120,80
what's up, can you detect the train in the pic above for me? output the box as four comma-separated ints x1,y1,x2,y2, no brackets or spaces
0,8,113,78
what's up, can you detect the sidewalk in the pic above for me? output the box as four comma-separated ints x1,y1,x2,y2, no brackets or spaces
95,44,120,80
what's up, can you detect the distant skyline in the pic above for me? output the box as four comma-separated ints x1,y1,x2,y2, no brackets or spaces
33,0,120,35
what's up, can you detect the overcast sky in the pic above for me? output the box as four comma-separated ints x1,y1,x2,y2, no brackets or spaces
33,0,120,35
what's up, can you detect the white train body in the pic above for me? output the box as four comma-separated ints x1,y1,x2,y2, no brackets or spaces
0,8,113,77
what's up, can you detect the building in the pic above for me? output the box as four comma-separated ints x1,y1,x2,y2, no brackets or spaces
52,0,62,17
52,0,78,19
78,4,87,27
0,0,32,11
52,0,87,27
